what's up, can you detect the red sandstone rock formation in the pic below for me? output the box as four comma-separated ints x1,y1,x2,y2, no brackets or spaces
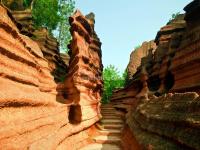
0,4,102,149
112,1,200,149
32,28,68,82
60,53,70,67
127,41,156,79
64,10,103,123
6,5,69,82
11,9,34,36
127,93,200,149
169,0,200,93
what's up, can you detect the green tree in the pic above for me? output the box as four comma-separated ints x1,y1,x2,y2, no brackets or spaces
32,0,60,32
57,0,75,52
102,65,126,104
27,0,75,52
122,69,129,87
23,0,31,8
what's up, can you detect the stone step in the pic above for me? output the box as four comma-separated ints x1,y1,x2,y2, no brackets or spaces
101,107,115,110
101,107,113,109
102,116,121,119
103,124,124,130
101,108,115,110
101,113,122,117
101,110,117,113
102,115,122,118
80,143,121,150
101,118,123,121
101,106,115,108
101,119,123,124
101,107,115,109
101,112,119,115
99,129,121,136
93,135,121,145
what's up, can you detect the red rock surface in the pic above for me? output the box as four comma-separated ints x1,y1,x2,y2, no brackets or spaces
60,53,70,67
169,0,200,93
32,28,68,82
64,10,103,123
0,4,102,149
112,1,200,149
121,125,141,150
7,5,69,82
127,40,156,79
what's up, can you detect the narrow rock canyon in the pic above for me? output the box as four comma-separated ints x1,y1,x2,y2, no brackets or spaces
0,0,200,150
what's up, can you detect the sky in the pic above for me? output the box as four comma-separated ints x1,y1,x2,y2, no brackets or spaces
75,0,192,73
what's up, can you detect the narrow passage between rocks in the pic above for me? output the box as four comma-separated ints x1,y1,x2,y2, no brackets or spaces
80,104,124,150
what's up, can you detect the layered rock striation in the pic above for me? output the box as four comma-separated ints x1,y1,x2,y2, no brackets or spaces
127,92,200,149
127,40,156,80
3,2,69,82
169,0,200,93
32,28,68,82
0,4,102,149
64,10,103,123
112,0,200,149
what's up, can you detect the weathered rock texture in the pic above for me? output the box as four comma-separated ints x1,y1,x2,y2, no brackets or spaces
127,40,156,80
3,2,69,82
169,0,200,93
64,10,103,123
32,28,68,82
0,4,102,149
60,53,70,67
127,93,200,149
112,0,200,149
2,0,25,10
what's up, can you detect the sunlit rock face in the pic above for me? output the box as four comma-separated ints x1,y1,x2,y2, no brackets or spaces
127,40,156,80
0,5,102,149
64,10,103,123
3,2,69,82
112,1,200,149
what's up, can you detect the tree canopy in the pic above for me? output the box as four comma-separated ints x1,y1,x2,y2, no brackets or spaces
57,0,75,52
23,0,75,52
102,65,128,104
32,0,60,32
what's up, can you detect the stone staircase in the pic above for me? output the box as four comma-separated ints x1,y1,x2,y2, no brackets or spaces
80,104,124,150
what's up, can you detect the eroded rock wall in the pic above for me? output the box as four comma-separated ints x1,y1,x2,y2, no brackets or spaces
113,0,200,149
64,10,103,123
5,4,69,82
32,28,68,82
0,5,102,149
169,0,200,93
127,40,156,80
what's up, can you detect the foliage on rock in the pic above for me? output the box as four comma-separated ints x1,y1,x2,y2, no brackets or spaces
168,12,181,23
